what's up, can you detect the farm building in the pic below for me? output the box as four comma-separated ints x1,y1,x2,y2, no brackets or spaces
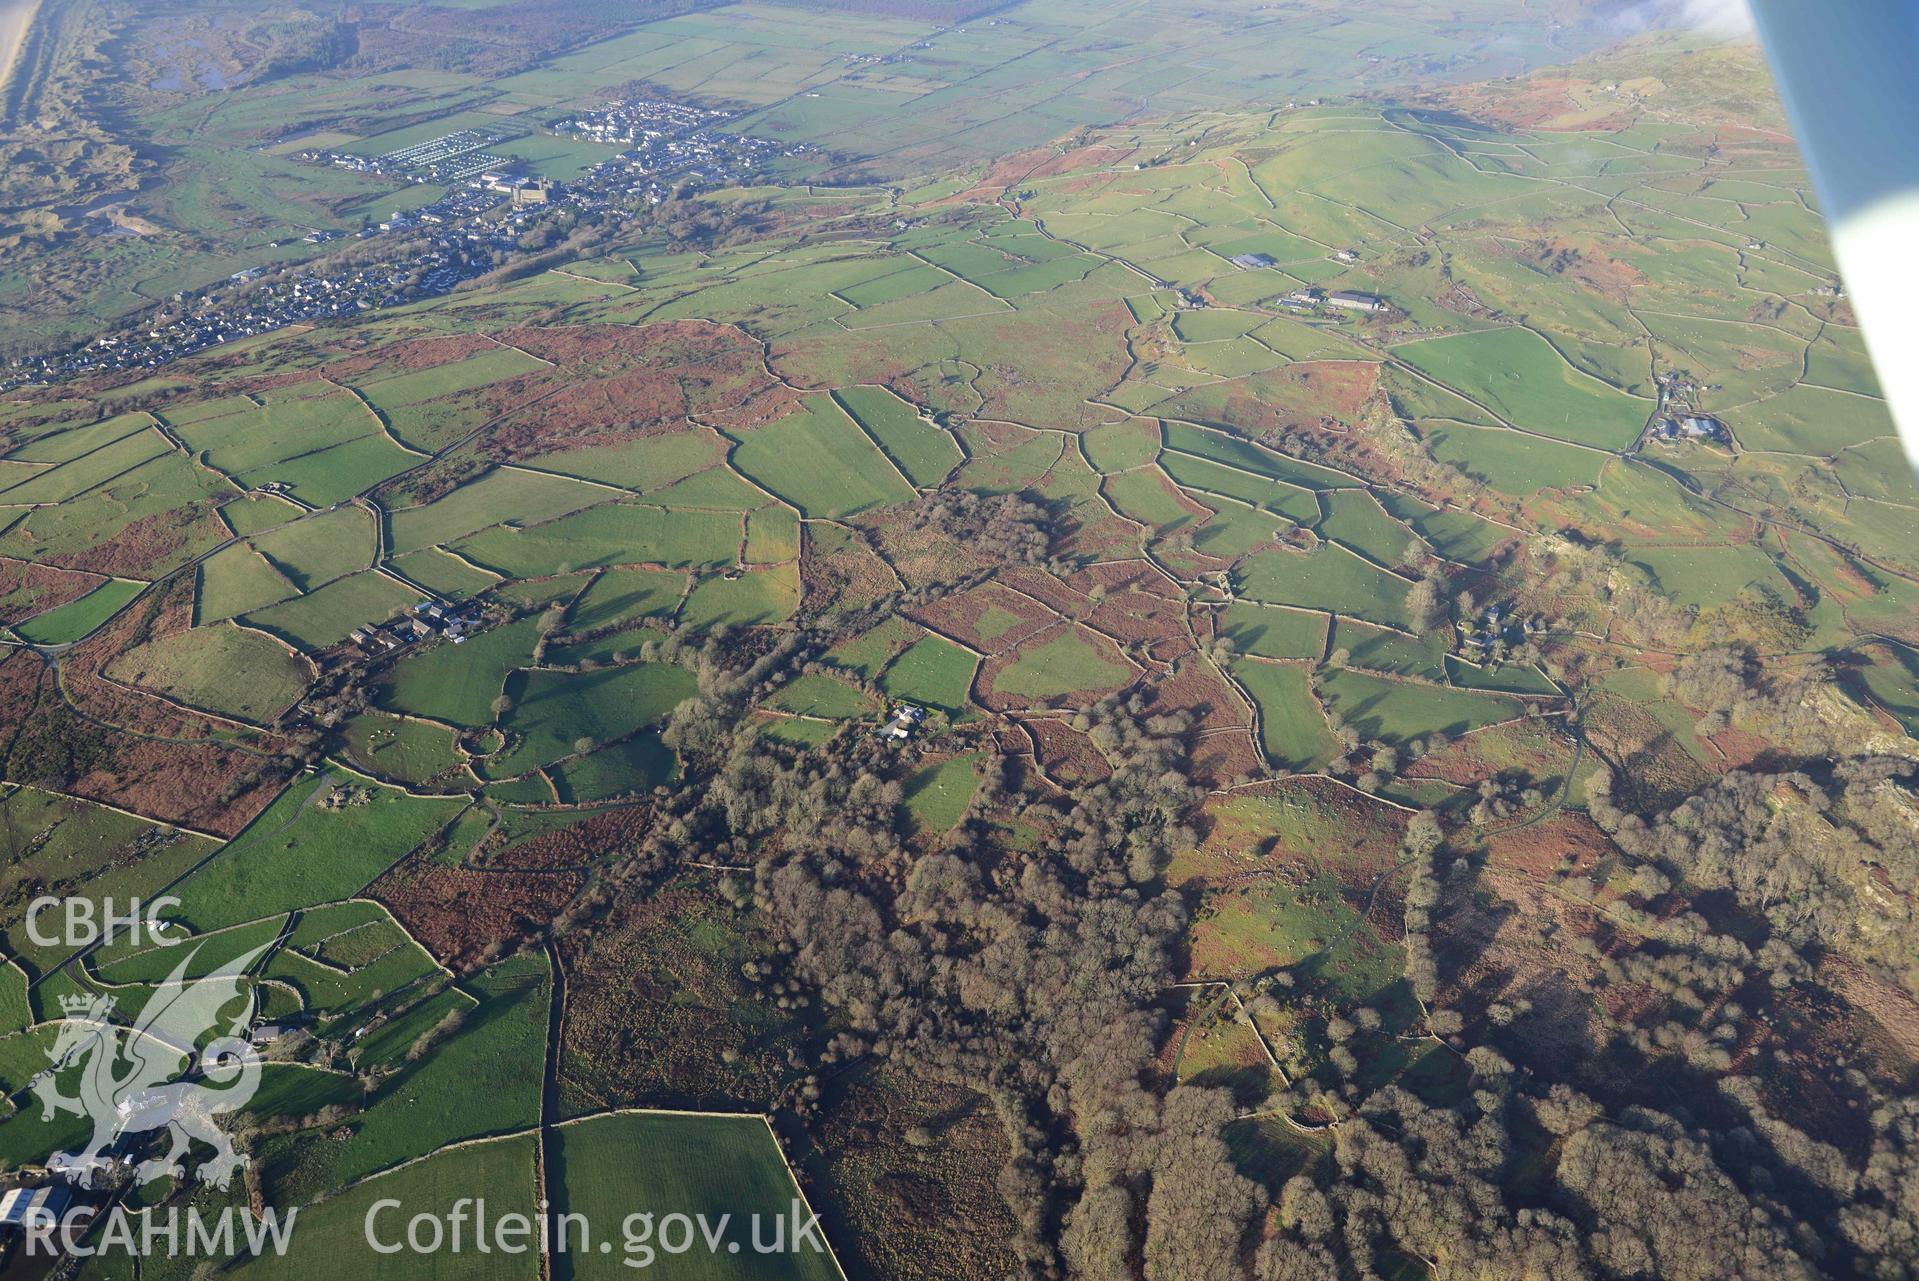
884,704,927,740
250,1022,295,1046
1230,252,1278,269
0,1184,72,1233
1661,414,1727,442
1326,290,1390,313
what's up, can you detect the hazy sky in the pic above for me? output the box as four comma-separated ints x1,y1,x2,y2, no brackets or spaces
1624,0,1755,36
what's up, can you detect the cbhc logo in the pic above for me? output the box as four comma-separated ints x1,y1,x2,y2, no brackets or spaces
25,897,183,949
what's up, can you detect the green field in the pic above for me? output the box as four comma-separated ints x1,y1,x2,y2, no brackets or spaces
1446,655,1559,696
1219,603,1328,661
243,572,421,650
1082,418,1162,472
0,787,218,975
825,618,916,680
12,577,144,644
1236,546,1410,629
1376,492,1512,562
339,710,468,784
238,1134,540,1281
104,621,309,722
1158,450,1319,524
745,505,801,563
1731,382,1894,455
878,634,977,715
766,673,875,719
1320,490,1416,567
380,617,544,728
485,663,696,778
992,630,1135,700
551,734,680,801
1331,619,1449,682
0,963,28,1037
835,386,963,487
270,953,549,1202
904,753,981,832
456,503,742,577
0,450,230,578
526,431,730,493
241,1064,365,1123
1626,544,1790,610
1318,669,1522,743
554,1111,842,1281
174,388,418,506
1392,328,1650,449
568,567,686,632
1852,643,1919,735
2,410,151,466
252,506,376,591
219,493,304,536
359,346,545,398
758,715,838,747
198,544,298,622
727,398,915,518
679,565,802,630
1106,466,1206,535
1233,660,1337,770
387,468,608,555
1162,422,1359,492
93,914,288,985
1424,422,1609,493
392,546,502,599
173,776,465,930
0,426,169,505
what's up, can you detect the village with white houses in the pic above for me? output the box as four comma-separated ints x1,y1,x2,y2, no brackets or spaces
3,95,815,393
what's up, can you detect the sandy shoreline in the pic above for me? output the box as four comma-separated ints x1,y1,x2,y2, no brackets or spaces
0,0,44,105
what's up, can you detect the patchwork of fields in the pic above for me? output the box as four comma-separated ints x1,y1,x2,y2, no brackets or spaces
2,13,1916,1281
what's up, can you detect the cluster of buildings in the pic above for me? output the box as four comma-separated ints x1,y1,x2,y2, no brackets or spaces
302,126,523,186
4,97,816,391
555,97,731,146
3,187,576,389
8,242,475,387
376,179,523,233
1652,370,1729,445
348,598,480,655
0,1183,73,1238
1326,289,1391,313
1658,413,1727,443
1459,602,1536,662
580,130,809,206
1274,286,1392,315
558,99,815,206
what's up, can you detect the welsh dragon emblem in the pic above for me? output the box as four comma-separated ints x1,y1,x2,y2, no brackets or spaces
28,942,268,1190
